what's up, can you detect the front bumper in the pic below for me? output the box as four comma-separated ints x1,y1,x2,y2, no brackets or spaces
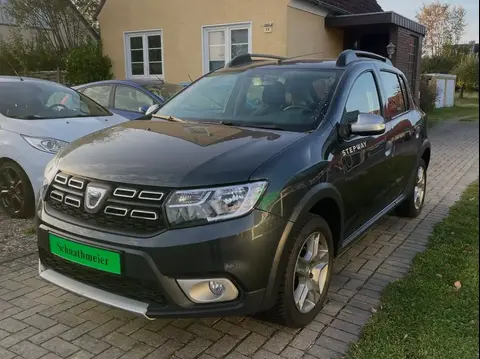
37,205,288,319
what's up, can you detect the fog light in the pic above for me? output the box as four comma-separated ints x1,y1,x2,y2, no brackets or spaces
209,281,226,296
177,278,239,304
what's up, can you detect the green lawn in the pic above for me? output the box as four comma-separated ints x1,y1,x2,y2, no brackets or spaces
347,182,479,359
427,92,479,127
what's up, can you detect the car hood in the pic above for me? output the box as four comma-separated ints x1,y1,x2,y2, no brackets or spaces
57,120,307,187
5,114,128,142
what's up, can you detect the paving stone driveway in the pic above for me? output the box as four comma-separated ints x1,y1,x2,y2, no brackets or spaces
0,120,478,359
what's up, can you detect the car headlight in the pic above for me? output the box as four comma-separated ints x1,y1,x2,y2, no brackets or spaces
41,157,58,200
44,157,58,185
166,181,268,227
22,135,68,154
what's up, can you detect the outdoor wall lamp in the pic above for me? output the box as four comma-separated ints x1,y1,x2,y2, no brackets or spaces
387,42,396,58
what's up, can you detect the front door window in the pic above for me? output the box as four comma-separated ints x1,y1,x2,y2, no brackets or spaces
114,86,154,112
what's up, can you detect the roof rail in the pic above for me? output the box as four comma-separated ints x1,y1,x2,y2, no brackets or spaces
336,50,393,67
225,53,287,68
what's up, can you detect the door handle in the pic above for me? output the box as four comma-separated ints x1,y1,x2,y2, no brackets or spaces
385,140,393,156
414,126,421,139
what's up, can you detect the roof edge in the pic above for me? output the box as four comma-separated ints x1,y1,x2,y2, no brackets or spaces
326,11,426,36
95,0,107,20
68,1,100,41
302,0,351,14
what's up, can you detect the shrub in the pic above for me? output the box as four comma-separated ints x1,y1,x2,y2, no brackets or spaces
419,77,438,113
454,55,479,98
0,31,63,74
65,42,113,86
421,54,460,75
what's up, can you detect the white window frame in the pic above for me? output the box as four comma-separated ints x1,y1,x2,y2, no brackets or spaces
124,30,164,80
201,22,252,75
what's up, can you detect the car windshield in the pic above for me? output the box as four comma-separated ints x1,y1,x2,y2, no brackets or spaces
143,84,185,101
0,81,112,120
156,67,342,131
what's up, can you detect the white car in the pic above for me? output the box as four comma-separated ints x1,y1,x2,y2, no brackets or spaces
0,76,129,219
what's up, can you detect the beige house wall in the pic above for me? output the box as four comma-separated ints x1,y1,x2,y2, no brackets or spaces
98,0,290,84
286,3,344,59
98,0,347,84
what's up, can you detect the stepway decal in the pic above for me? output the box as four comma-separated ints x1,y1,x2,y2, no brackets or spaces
342,141,367,156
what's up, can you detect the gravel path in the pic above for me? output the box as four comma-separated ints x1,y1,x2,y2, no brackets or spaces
0,210,36,261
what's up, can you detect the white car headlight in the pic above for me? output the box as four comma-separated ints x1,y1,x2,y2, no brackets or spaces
166,181,268,227
22,135,68,154
44,157,58,185
40,157,59,200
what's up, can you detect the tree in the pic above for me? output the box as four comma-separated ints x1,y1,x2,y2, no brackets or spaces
421,55,459,74
5,0,96,54
72,0,101,31
449,6,467,47
454,55,479,98
416,2,467,56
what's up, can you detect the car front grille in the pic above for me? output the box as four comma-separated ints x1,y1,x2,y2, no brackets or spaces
39,249,168,306
45,172,169,235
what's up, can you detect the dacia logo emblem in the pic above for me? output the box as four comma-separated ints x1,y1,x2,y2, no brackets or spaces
84,183,109,213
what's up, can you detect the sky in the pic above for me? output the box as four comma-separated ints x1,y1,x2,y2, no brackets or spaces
377,0,479,43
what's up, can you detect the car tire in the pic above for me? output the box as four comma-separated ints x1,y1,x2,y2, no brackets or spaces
395,159,427,218
0,160,35,219
262,214,334,328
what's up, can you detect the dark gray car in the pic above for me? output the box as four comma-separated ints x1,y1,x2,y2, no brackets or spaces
36,50,431,328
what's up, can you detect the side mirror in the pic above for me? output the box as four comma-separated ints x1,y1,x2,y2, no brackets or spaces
350,113,386,136
145,104,161,115
139,105,150,114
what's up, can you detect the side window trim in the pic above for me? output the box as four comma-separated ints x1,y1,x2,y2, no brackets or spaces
343,69,384,124
112,84,118,109
399,74,412,111
380,70,408,119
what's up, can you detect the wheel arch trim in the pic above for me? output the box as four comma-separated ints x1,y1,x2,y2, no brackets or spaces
420,139,431,167
262,183,345,308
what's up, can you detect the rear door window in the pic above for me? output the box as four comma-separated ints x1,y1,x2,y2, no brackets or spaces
380,72,406,119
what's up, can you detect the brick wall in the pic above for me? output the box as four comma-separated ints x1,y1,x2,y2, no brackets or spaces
25,69,68,85
390,27,423,99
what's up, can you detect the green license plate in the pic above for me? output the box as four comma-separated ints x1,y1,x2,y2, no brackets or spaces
49,234,121,275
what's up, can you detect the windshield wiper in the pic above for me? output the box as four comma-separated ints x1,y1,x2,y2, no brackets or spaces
152,114,185,122
220,120,286,131
12,115,47,120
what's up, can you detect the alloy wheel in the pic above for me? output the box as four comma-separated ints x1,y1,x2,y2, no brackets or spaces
293,232,329,314
0,166,25,215
414,166,426,210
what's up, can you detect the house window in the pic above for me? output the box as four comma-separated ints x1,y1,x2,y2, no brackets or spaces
203,23,252,74
125,31,163,79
